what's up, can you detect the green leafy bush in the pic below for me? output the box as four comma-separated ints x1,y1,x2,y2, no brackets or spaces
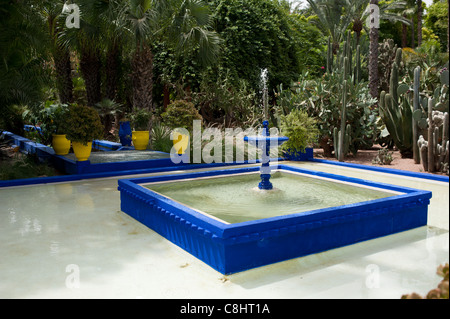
62,105,103,145
161,100,202,132
130,108,152,131
210,0,301,91
279,109,319,154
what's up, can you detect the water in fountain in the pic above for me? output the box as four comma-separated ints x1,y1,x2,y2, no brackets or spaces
260,68,269,121
245,69,288,190
145,171,394,224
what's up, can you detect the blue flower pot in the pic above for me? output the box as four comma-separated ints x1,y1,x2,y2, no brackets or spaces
119,121,132,147
283,148,313,161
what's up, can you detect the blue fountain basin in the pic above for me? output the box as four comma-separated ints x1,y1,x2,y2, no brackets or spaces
118,164,431,274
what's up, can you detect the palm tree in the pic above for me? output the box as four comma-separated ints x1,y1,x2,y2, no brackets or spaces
39,1,74,104
306,0,350,54
0,1,49,110
307,0,411,50
60,0,106,107
126,0,221,132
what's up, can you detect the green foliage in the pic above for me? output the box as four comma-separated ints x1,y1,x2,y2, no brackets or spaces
0,153,58,181
285,14,327,77
130,108,152,131
280,70,377,156
209,0,301,91
279,109,319,154
402,46,449,96
0,105,25,137
151,121,173,153
0,1,51,116
23,102,70,146
62,105,104,145
193,70,259,127
424,0,449,52
161,100,203,131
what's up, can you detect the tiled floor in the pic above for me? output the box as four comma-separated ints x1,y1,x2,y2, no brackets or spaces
0,162,448,299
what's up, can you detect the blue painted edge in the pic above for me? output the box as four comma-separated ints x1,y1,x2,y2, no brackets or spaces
123,164,432,233
118,164,432,274
0,159,278,188
311,158,449,183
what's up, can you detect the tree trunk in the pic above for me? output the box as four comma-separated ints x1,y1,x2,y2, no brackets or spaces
105,40,121,102
369,0,379,99
53,47,73,104
402,15,408,48
417,0,422,47
79,45,102,107
163,84,170,110
131,44,154,131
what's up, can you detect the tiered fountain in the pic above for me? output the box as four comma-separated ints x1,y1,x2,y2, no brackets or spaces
118,70,431,275
244,69,288,190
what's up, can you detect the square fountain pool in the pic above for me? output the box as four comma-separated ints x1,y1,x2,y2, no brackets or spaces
118,165,432,274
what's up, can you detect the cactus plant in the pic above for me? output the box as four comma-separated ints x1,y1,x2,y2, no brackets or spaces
417,98,449,174
325,31,361,84
378,39,398,93
333,80,351,161
379,52,414,158
412,66,421,164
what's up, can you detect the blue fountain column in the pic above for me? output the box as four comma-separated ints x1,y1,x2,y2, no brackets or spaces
259,121,273,190
244,121,288,190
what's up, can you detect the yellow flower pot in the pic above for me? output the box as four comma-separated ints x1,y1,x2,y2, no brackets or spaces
173,133,189,155
132,131,149,150
72,141,92,161
52,134,71,155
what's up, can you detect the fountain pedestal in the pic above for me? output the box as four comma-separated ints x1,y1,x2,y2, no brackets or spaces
244,121,288,190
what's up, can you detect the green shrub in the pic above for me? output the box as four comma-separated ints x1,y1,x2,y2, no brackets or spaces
161,100,202,132
280,109,319,154
130,108,152,131
62,105,104,145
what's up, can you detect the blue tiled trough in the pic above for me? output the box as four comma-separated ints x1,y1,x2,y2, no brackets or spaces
1,131,173,175
118,164,432,274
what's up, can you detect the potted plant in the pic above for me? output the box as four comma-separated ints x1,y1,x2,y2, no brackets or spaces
130,108,152,150
28,103,71,155
62,104,104,161
279,109,319,161
161,100,202,154
49,104,71,155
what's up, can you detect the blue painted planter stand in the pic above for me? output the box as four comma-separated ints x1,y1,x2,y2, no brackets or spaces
118,164,432,274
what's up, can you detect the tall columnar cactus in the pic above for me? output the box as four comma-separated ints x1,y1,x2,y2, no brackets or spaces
412,66,421,164
417,99,449,174
325,31,361,84
327,37,333,74
333,80,351,161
